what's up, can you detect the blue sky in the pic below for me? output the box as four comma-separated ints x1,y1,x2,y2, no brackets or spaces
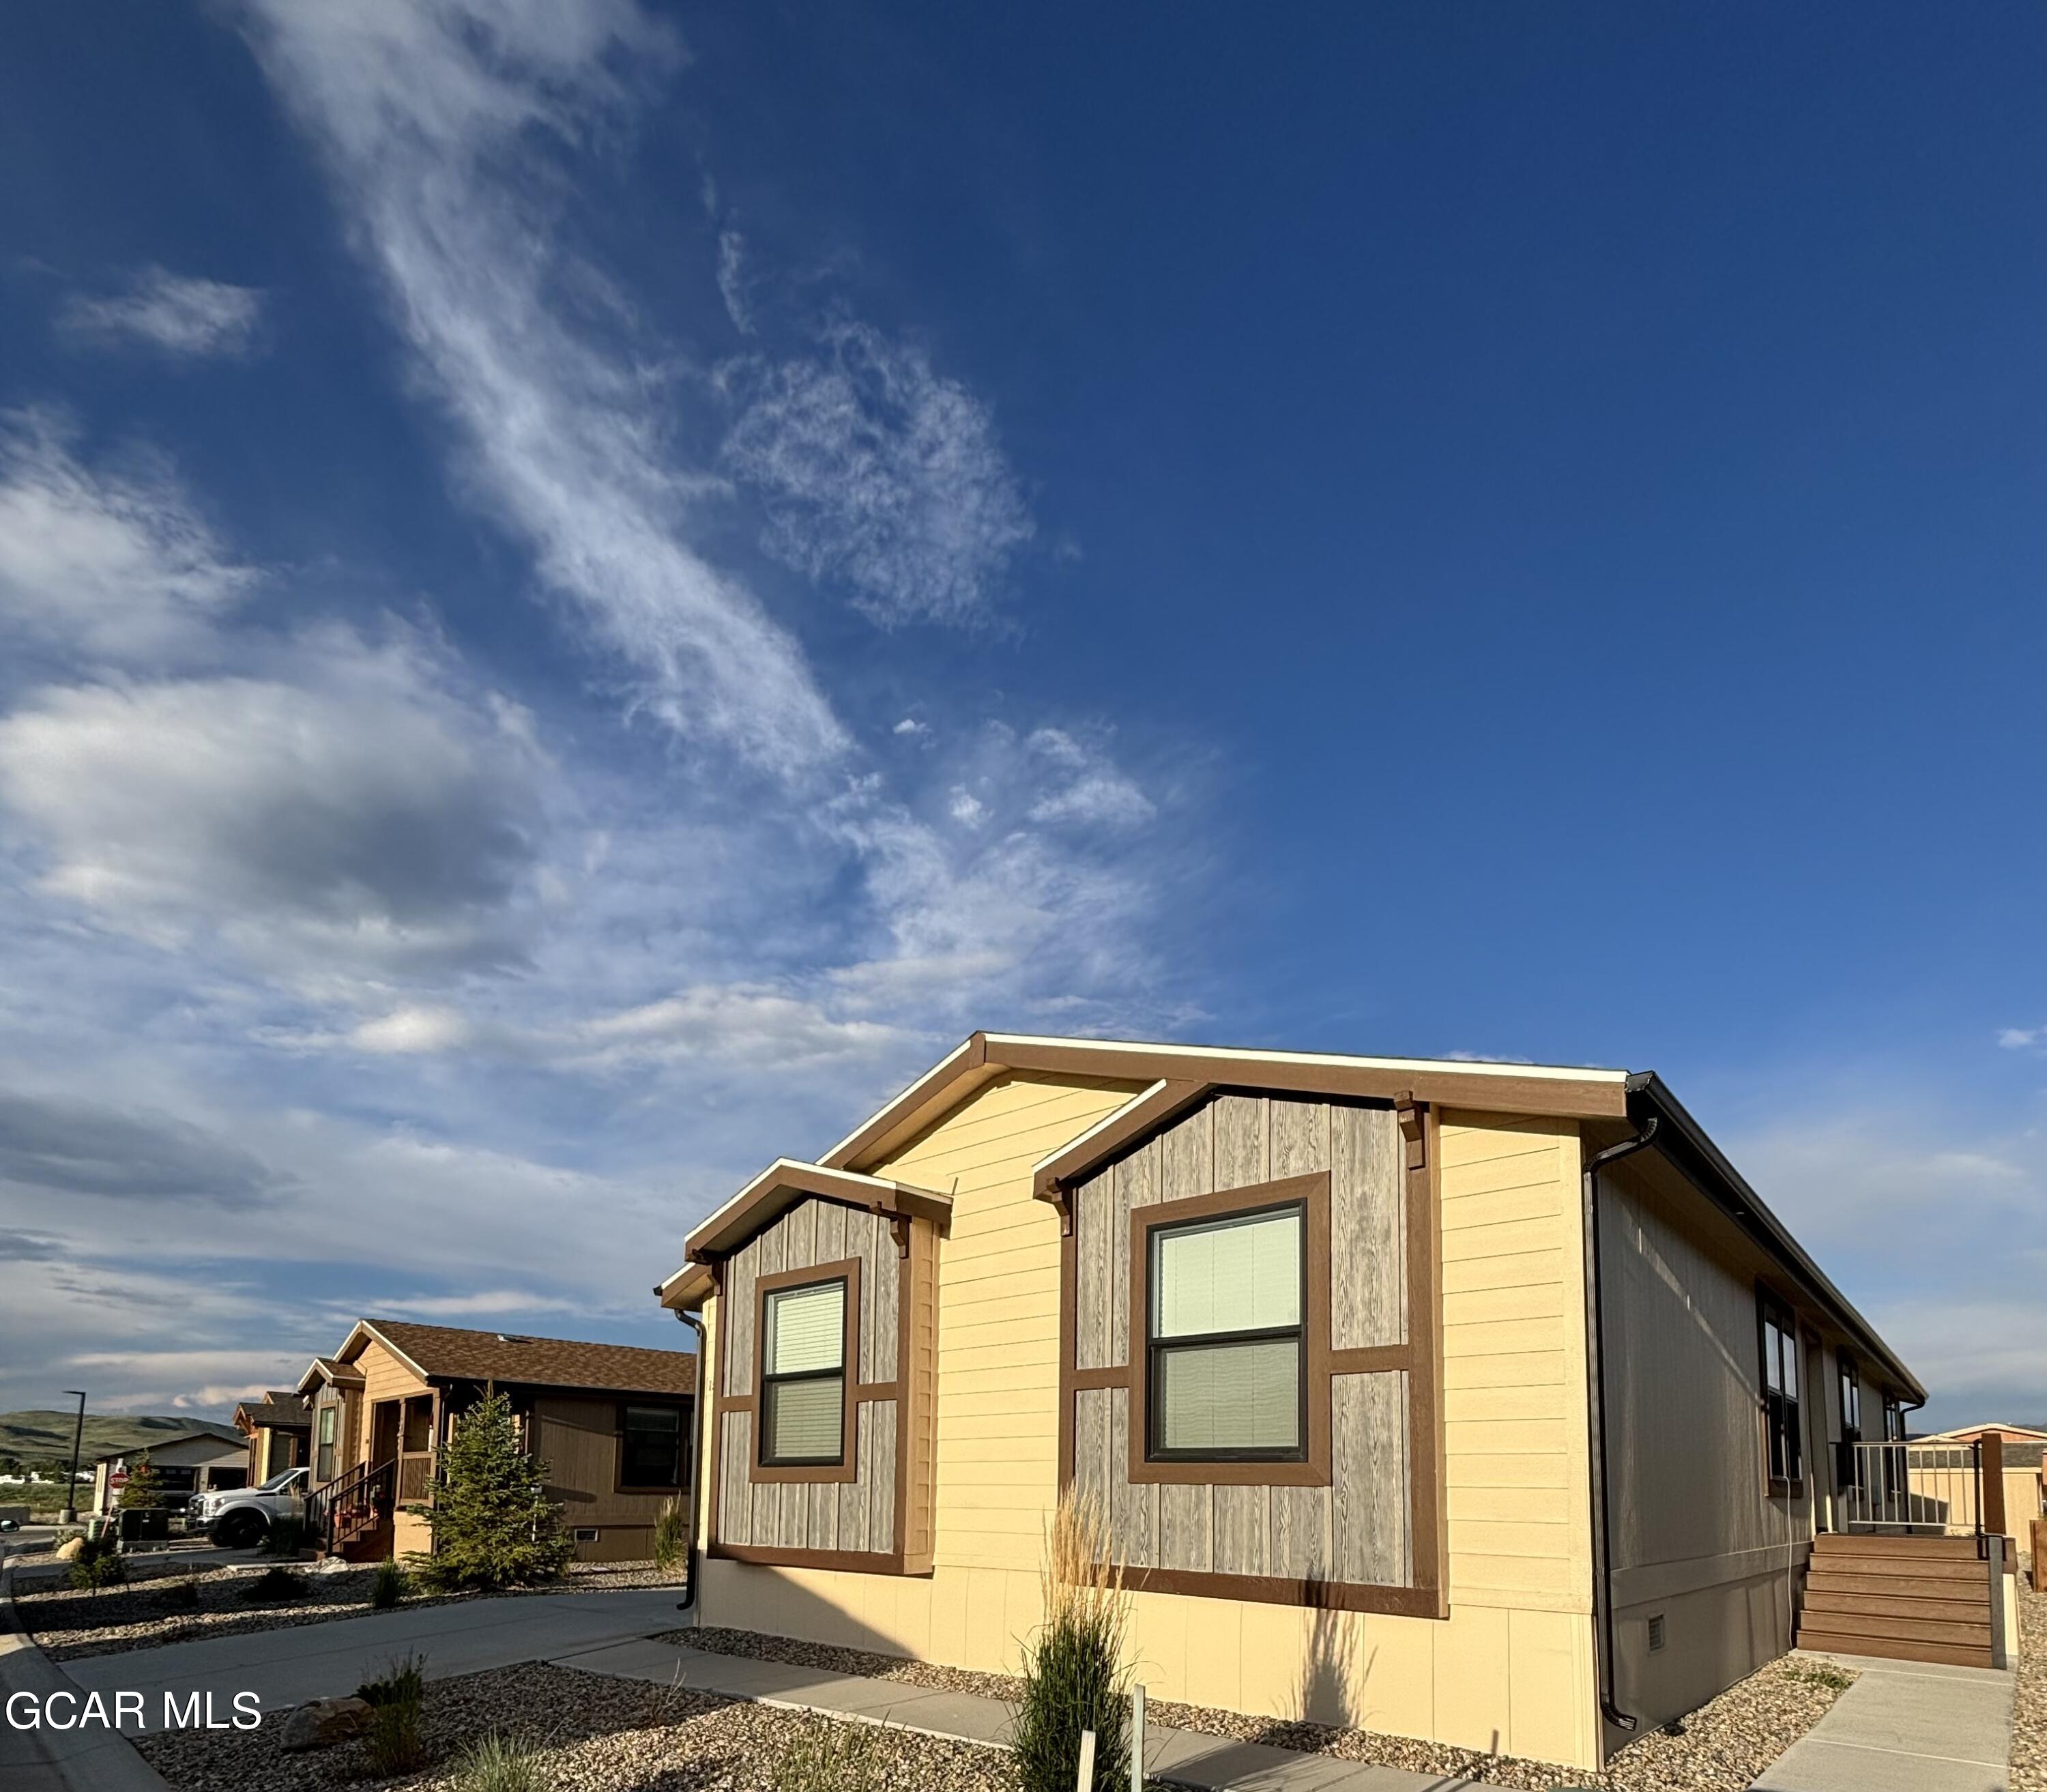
0,2,2039,1430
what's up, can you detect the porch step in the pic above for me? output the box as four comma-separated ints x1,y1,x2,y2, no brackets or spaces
1810,1533,1984,1559
1803,1589,1992,1623
1794,1628,1994,1669
1797,1533,1997,1668
1807,1566,1988,1597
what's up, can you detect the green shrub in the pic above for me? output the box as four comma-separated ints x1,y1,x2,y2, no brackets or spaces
357,1651,426,1708
450,1730,551,1792
360,1652,427,1777
772,1717,886,1792
69,1531,126,1593
158,1577,200,1610
408,1389,572,1593
239,1565,309,1604
652,1494,688,1571
1011,1490,1130,1792
261,1515,306,1557
371,1557,411,1610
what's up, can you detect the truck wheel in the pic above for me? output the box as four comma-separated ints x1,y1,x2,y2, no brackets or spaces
215,1509,266,1550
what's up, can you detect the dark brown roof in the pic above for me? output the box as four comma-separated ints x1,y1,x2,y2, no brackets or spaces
359,1320,695,1398
235,1393,310,1431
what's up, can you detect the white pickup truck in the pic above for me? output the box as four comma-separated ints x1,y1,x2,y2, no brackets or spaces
190,1466,308,1548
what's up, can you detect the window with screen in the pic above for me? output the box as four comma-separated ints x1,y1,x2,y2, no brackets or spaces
1758,1292,1801,1486
761,1277,847,1467
1146,1202,1306,1462
315,1404,336,1485
619,1404,684,1489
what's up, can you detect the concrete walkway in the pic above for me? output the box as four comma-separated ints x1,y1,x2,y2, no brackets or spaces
62,1587,695,1731
562,1636,1517,1791
1751,1652,2014,1792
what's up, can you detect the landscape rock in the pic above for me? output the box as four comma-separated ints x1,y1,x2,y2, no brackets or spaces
53,1536,85,1561
278,1696,373,1752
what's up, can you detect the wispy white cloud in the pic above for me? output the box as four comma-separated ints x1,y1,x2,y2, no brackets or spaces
723,320,1033,628
352,1289,586,1318
1024,727,1156,828
59,268,265,358
0,411,255,660
716,229,755,334
237,0,844,780
1998,1025,2042,1051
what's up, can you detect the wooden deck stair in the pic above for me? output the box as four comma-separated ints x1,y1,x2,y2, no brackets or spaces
1796,1533,1997,1668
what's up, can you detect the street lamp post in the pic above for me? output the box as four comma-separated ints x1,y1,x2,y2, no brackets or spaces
61,1389,87,1526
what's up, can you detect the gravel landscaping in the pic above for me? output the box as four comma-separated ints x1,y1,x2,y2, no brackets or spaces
136,1660,1019,1792
673,1625,1857,1791
16,1557,682,1662
2014,1578,2044,1792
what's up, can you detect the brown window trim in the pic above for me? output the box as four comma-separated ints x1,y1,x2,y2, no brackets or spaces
751,1257,862,1486
1129,1172,1333,1488
1057,1096,1448,1619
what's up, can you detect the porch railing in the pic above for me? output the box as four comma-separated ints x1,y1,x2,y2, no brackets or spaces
307,1456,396,1552
1840,1440,1982,1535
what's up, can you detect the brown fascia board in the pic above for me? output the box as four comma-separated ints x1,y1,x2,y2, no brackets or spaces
1625,1073,1926,1405
656,1159,953,1301
827,1031,1631,1185
1031,1078,1211,1209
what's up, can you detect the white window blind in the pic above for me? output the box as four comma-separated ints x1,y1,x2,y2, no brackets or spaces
1155,1210,1301,1338
765,1376,843,1463
1158,1339,1302,1452
767,1282,844,1375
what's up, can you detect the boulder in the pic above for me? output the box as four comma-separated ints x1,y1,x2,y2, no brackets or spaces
53,1536,85,1561
279,1697,373,1752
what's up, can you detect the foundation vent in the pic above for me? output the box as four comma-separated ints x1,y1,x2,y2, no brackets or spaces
1647,1613,1666,1653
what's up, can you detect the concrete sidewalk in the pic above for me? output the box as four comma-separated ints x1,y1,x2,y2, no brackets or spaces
63,1586,695,1731
1750,1651,2013,1792
0,1555,173,1792
561,1636,1518,1792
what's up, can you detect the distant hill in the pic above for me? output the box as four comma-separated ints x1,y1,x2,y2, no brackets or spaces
0,1410,242,1465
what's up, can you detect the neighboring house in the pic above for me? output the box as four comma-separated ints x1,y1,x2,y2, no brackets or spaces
1911,1424,2047,1533
300,1319,695,1563
656,1033,1952,1777
90,1432,248,1515
233,1391,311,1482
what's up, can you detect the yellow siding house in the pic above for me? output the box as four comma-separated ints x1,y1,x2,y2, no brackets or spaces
657,1033,1930,1774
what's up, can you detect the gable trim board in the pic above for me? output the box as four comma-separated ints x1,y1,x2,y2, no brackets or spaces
823,1033,1630,1175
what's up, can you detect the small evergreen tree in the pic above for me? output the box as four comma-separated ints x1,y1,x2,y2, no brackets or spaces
119,1455,164,1509
407,1388,572,1592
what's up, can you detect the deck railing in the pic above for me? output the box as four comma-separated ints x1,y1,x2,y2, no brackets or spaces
1840,1440,1982,1535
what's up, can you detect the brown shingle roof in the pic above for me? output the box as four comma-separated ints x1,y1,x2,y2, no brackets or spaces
359,1320,695,1398
235,1393,310,1430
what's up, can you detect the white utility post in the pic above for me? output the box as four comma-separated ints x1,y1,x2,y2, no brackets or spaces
1076,1726,1097,1791
1131,1683,1146,1790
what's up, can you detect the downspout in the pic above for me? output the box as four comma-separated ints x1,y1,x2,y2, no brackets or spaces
673,1306,707,1614
1582,1118,1657,1743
